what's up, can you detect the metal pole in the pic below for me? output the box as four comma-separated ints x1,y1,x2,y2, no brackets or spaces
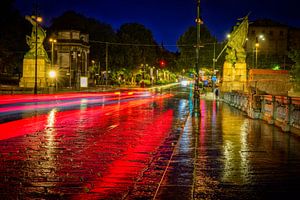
34,4,38,95
212,42,216,92
51,42,54,71
105,42,108,86
213,42,216,71
194,0,201,98
76,52,79,90
255,45,258,68
98,60,101,85
252,47,255,69
255,36,259,68
69,52,72,88
51,41,54,89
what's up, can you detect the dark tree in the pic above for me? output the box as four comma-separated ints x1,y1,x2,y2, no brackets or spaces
49,11,117,68
116,23,158,71
0,0,30,79
288,49,300,91
176,25,224,74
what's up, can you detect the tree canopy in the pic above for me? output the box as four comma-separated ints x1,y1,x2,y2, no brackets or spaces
0,0,30,75
288,49,300,91
115,23,158,71
176,24,224,74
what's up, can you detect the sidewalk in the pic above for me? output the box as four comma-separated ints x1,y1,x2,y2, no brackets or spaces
200,91,216,100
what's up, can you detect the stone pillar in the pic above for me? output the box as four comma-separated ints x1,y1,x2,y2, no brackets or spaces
282,97,292,132
268,96,276,124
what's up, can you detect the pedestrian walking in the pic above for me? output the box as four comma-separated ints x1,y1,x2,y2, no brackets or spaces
214,87,219,100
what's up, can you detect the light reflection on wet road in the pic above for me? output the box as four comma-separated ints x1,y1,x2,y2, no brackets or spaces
0,86,300,199
191,95,300,199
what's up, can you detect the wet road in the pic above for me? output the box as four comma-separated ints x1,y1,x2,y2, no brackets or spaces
0,86,300,199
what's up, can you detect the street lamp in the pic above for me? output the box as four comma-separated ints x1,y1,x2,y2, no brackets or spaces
49,70,57,91
92,60,98,85
32,15,42,95
49,38,57,69
255,34,265,68
77,52,81,90
140,63,148,88
194,0,202,99
49,38,57,88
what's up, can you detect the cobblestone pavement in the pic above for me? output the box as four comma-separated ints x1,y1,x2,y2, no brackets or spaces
0,86,300,199
0,88,190,199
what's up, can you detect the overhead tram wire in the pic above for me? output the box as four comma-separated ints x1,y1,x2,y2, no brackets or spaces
89,40,201,48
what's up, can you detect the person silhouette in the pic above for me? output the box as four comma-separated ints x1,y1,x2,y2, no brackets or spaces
214,87,219,100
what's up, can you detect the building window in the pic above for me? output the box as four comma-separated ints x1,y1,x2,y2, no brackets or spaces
279,31,284,36
269,31,273,36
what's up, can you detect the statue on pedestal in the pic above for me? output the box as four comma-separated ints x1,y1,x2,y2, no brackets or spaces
24,15,49,61
222,15,249,92
19,15,50,88
225,15,249,65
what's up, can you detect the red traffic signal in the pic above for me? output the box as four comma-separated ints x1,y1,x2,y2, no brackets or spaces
159,60,166,68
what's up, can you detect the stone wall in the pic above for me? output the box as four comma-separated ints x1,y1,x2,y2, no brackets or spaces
223,92,300,136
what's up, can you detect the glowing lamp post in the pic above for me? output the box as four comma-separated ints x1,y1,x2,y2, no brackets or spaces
49,70,57,91
255,34,265,68
49,38,57,70
49,38,57,91
255,42,259,68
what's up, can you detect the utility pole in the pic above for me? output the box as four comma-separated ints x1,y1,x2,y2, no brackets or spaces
105,42,108,86
194,0,201,98
98,59,101,85
255,37,259,68
213,43,216,70
34,3,38,95
212,42,216,92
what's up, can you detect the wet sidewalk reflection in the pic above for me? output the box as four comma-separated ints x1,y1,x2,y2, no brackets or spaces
191,100,300,200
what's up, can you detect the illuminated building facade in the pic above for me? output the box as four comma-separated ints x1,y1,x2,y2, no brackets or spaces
51,30,90,88
245,19,300,69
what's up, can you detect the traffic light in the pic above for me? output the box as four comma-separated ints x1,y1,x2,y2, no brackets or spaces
159,60,166,68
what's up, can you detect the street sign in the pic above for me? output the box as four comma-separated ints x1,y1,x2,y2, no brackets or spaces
212,76,217,82
80,76,88,88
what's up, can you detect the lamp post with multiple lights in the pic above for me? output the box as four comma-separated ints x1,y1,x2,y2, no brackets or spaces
255,34,265,68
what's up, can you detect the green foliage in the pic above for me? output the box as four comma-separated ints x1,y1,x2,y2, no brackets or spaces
288,49,300,91
141,79,151,86
272,64,280,70
176,25,224,73
0,0,30,75
156,79,167,85
115,23,158,71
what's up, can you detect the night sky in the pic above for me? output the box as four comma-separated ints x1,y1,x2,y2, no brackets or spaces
15,0,300,52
